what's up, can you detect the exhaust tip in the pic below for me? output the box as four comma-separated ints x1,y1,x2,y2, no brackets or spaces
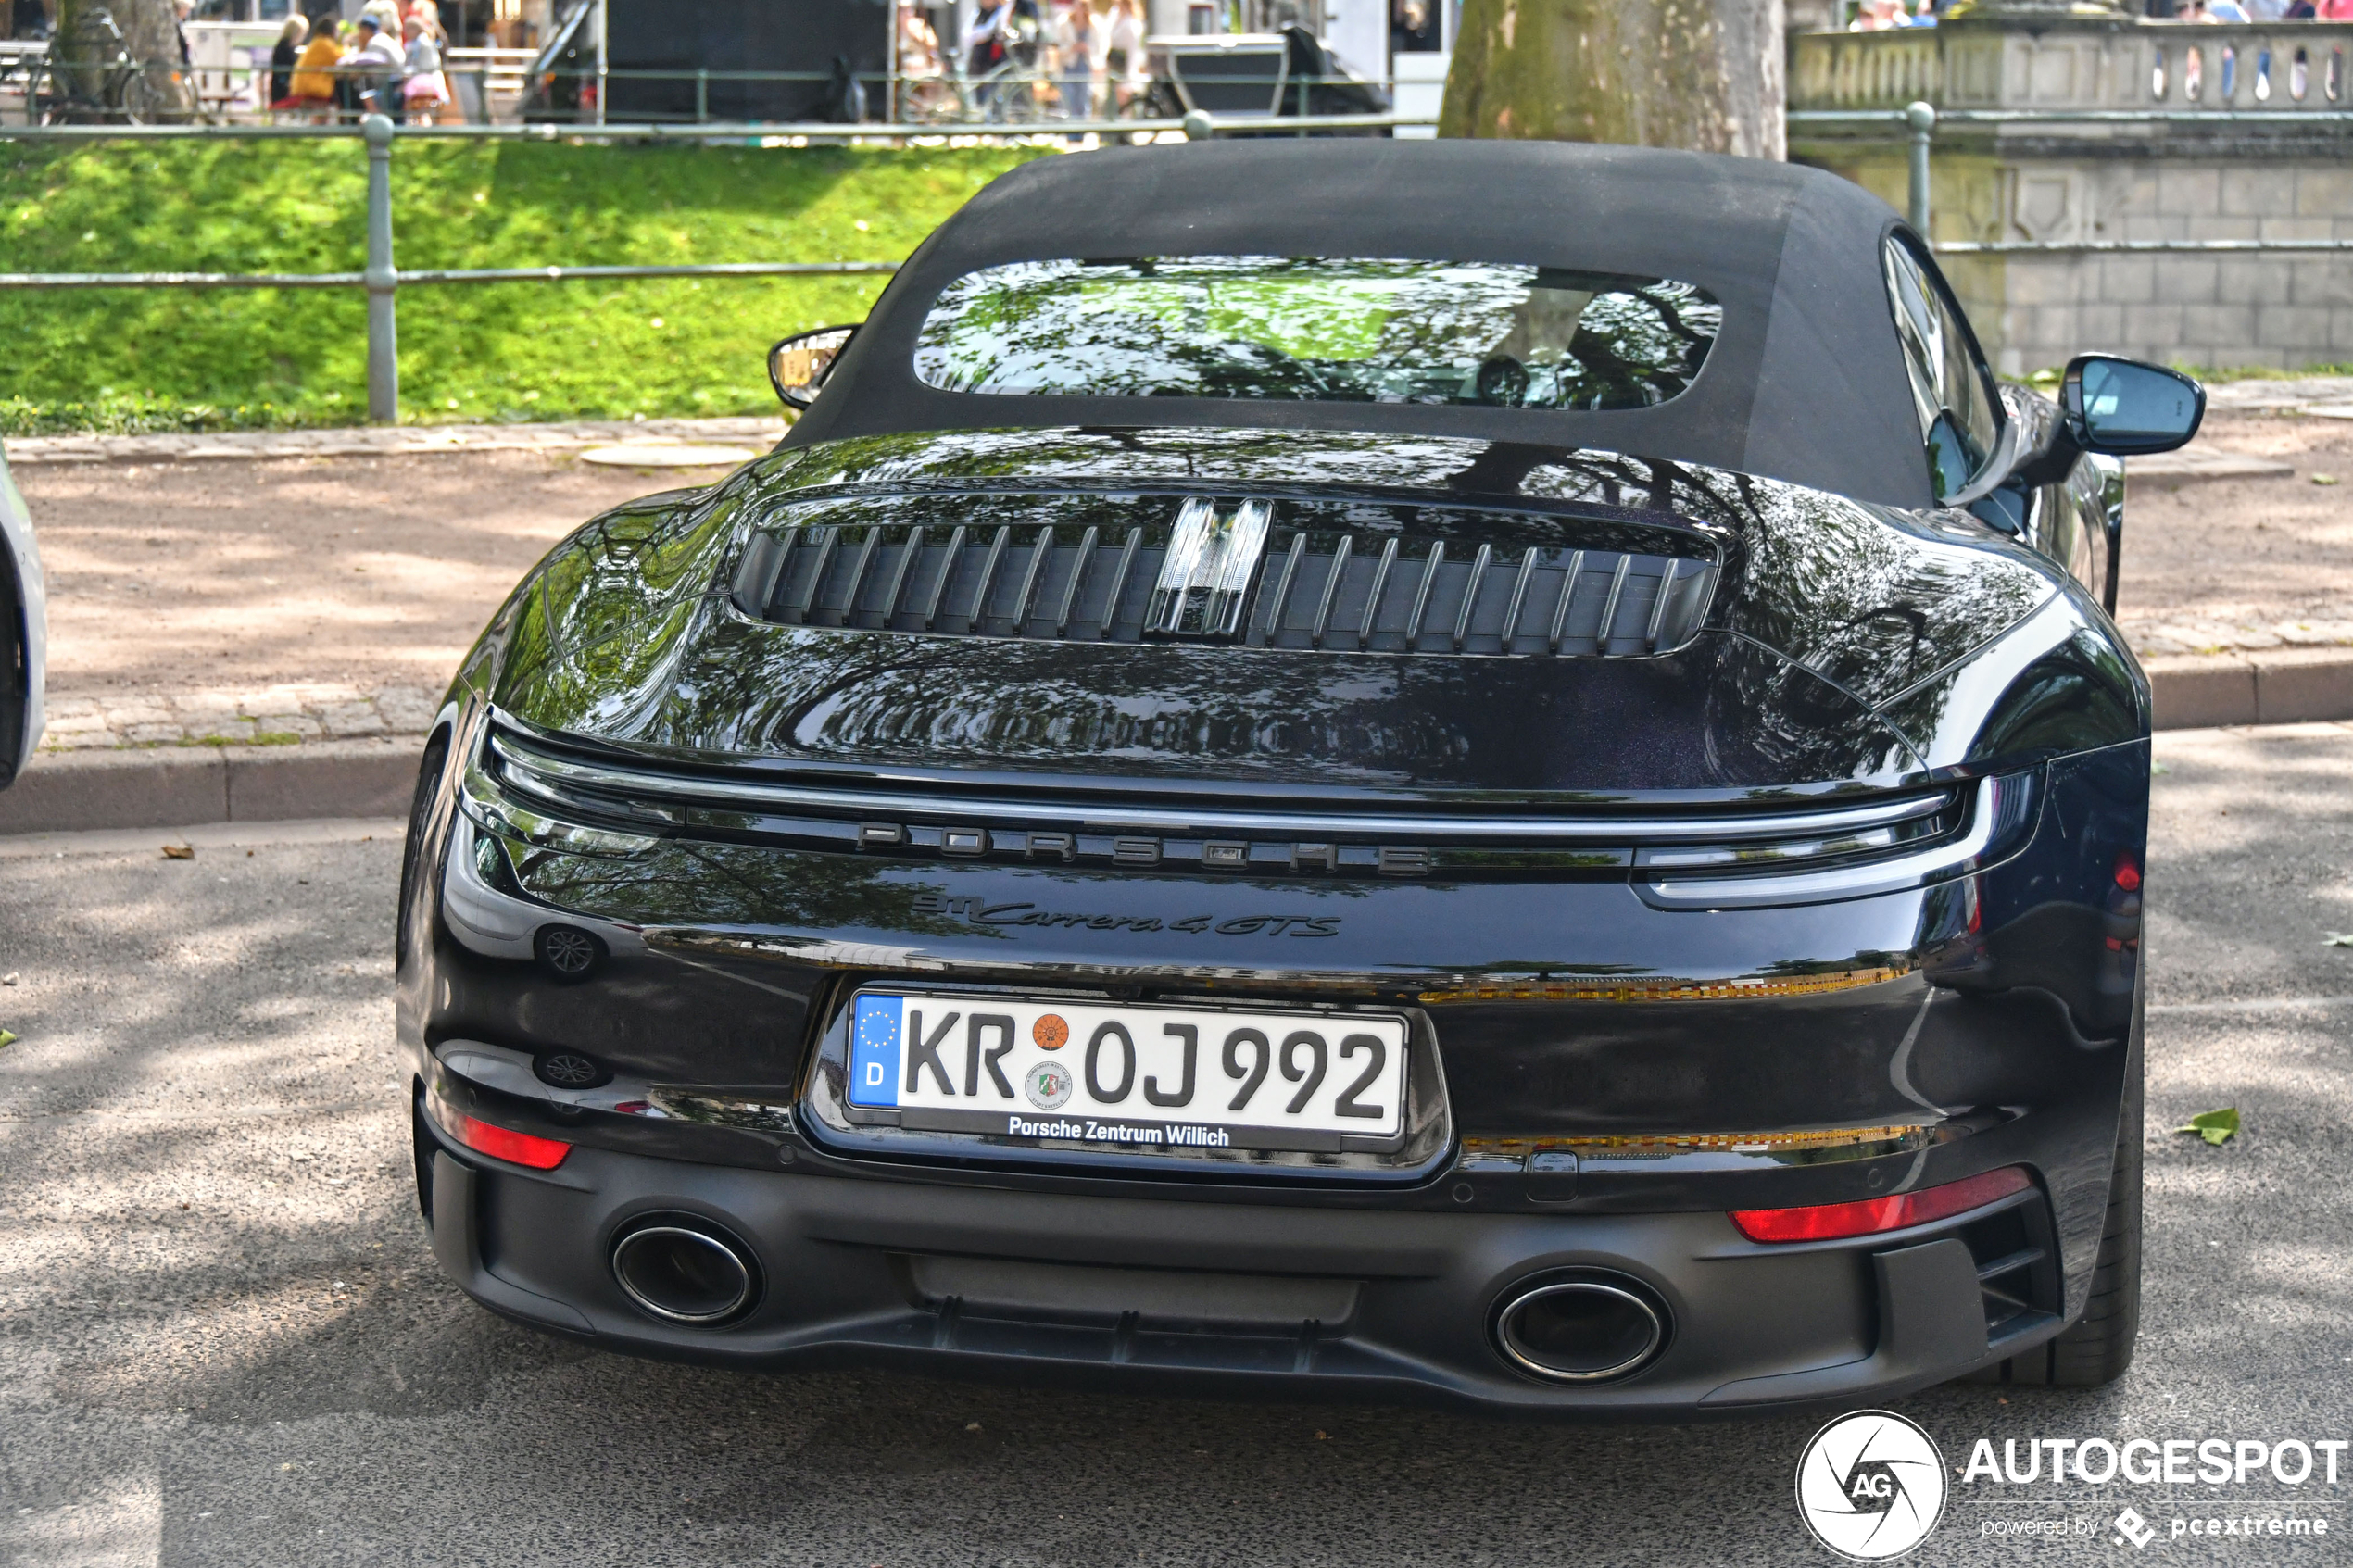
610,1218,758,1326
1492,1271,1668,1384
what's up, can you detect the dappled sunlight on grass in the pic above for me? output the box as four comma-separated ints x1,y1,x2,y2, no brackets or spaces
0,140,1049,433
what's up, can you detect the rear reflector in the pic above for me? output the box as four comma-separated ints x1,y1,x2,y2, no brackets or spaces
456,1116,573,1170
429,1086,572,1170
1728,1166,2032,1244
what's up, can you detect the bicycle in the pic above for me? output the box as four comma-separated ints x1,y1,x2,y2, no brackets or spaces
32,8,168,125
897,69,969,126
971,55,1056,125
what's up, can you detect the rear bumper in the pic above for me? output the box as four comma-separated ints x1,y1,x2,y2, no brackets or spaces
417,1104,2069,1419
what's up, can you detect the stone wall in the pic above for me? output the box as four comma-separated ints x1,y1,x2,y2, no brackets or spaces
1791,18,2353,375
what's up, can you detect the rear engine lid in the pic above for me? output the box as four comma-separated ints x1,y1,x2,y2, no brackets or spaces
730,491,1721,659
497,485,1926,797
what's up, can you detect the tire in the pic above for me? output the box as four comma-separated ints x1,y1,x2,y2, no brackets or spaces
116,69,163,125
1977,987,2144,1386
396,726,452,967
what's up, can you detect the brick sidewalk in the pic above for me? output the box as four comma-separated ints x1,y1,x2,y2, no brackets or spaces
2123,609,2353,658
5,388,2343,467
8,409,2351,770
3,414,786,467
41,684,442,751
2203,376,2353,413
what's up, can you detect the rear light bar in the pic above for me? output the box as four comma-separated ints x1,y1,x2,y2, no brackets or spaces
1637,773,2034,911
1728,1165,2032,1243
428,1085,572,1171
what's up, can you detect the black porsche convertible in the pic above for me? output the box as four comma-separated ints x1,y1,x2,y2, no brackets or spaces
401,140,2202,1415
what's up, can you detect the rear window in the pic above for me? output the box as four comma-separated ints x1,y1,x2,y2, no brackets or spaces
912,256,1721,411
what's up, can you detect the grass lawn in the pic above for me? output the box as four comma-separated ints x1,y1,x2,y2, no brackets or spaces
0,138,1052,434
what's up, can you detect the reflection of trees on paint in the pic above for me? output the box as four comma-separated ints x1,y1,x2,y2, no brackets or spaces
1880,621,2142,770
912,257,1720,411
1730,487,2055,708
510,837,983,939
497,424,2078,794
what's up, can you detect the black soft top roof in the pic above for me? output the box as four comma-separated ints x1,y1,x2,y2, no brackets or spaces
786,139,1936,509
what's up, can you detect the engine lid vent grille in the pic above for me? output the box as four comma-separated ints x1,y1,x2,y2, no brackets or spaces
731,494,1718,659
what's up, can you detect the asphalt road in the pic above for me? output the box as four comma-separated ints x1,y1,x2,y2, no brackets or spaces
2,727,2348,1567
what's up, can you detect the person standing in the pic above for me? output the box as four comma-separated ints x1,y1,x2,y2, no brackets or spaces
268,13,308,107
965,0,1014,109
1105,0,1142,117
1054,0,1097,119
895,0,947,119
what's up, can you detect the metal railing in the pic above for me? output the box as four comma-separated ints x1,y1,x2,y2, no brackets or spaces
6,100,2342,428
0,109,1420,140
1790,104,2353,254
0,43,1416,132
0,108,1428,425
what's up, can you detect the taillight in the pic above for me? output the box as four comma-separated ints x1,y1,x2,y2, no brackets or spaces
428,1085,572,1170
1728,1166,2031,1244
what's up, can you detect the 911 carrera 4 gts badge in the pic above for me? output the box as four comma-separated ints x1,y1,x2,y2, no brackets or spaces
1025,1060,1075,1110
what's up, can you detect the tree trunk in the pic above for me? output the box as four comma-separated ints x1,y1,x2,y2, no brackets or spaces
54,0,194,116
1439,0,1786,162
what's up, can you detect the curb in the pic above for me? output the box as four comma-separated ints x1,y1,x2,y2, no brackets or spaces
0,738,422,836
2145,650,2353,730
0,655,2347,838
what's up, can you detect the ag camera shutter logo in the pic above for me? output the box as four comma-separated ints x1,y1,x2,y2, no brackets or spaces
1795,1410,1947,1560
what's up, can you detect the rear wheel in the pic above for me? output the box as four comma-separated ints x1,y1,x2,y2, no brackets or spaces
116,68,164,125
1976,990,2144,1386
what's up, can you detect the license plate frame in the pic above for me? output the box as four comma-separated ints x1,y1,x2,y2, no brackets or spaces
801,984,1450,1178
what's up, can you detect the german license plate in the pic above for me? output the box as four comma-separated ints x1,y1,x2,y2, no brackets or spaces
843,991,1409,1152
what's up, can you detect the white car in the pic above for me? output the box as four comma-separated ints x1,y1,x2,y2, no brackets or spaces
0,443,44,786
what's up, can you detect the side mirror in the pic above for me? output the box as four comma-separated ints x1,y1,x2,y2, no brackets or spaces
767,325,858,410
2062,355,2205,457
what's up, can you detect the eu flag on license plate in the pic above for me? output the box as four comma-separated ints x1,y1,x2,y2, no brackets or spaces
848,995,901,1108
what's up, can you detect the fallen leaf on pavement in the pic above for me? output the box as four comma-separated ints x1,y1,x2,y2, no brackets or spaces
0,1029,16,1049
2176,1108,2239,1147
160,844,195,860
2324,933,2353,947
2312,474,2340,486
